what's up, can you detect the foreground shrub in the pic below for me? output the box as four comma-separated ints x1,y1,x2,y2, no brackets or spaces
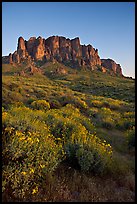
44,105,113,174
2,127,64,200
2,106,64,199
2,106,47,133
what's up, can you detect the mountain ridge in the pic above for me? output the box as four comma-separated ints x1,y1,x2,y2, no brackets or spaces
2,35,123,76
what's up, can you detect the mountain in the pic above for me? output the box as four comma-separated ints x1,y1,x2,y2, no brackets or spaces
2,35,123,76
2,36,135,202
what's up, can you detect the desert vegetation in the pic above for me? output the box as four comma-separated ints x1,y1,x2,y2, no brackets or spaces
2,62,135,202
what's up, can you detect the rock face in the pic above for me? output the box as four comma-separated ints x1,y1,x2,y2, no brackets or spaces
17,37,27,59
101,59,122,76
3,35,123,76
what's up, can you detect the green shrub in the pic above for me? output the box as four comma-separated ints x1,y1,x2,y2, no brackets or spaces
124,111,135,118
73,97,88,109
49,99,61,109
75,135,113,174
101,117,115,129
2,106,46,133
2,127,64,200
88,108,99,117
76,146,106,173
27,98,35,105
116,118,135,130
91,100,103,108
43,105,112,174
107,153,132,178
126,127,135,149
31,100,50,111
59,94,88,110
44,104,95,140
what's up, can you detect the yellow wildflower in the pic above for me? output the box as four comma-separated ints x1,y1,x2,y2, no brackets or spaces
40,164,45,168
32,186,38,195
21,171,26,175
107,144,111,147
36,138,39,142
19,136,26,141
30,168,34,174
28,131,31,136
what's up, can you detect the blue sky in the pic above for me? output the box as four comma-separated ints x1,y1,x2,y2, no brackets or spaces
2,2,135,78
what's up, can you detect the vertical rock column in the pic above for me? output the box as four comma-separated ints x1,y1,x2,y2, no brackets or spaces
45,36,60,61
17,37,27,59
33,36,45,60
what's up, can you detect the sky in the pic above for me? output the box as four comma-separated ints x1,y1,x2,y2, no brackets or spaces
2,2,135,78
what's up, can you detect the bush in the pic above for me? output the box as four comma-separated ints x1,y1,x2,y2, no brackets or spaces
75,135,113,174
31,100,50,111
2,106,46,133
59,95,88,110
87,108,99,118
126,127,135,149
101,117,115,129
107,153,132,178
2,127,64,200
91,100,103,108
116,118,135,130
49,99,61,109
27,98,35,105
43,105,113,174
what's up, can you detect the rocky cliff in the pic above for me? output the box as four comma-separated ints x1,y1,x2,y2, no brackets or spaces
101,59,122,76
2,35,123,76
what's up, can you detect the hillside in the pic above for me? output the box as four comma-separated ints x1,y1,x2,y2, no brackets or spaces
2,62,135,202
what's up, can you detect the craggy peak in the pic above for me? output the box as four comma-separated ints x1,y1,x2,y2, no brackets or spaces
2,35,123,76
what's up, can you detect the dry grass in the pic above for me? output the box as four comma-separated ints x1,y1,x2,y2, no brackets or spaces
28,163,135,202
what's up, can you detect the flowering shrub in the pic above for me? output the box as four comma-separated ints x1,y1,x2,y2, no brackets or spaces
59,94,88,110
96,107,121,129
2,106,64,200
87,107,99,118
91,100,103,108
2,106,48,133
87,96,127,111
2,127,64,200
49,99,61,109
31,99,50,111
43,104,112,173
116,117,135,130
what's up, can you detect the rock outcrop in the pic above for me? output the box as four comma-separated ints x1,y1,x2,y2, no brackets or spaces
101,59,122,76
2,35,123,76
17,37,27,59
